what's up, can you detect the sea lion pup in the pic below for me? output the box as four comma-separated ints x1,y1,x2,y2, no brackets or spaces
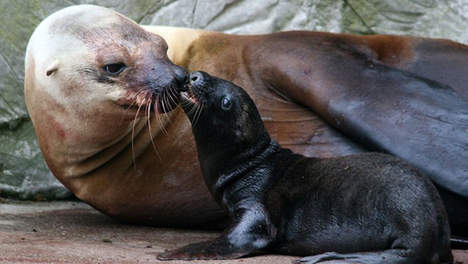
158,71,453,263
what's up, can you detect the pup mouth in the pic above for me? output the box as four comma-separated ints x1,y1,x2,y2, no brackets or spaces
180,83,198,104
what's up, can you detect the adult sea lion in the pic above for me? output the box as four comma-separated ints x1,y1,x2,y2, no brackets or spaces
24,5,224,227
158,71,452,263
25,5,468,235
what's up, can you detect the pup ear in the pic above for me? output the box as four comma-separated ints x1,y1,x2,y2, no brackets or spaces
46,60,59,76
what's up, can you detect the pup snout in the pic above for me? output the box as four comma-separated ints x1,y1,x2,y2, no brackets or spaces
189,71,206,87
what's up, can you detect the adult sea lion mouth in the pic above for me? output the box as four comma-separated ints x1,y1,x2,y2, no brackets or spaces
154,86,181,113
117,86,181,114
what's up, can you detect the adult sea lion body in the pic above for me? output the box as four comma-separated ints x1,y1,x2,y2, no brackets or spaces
25,5,468,234
158,71,453,263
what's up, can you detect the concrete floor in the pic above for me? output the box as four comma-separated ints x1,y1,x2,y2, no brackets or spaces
0,199,466,264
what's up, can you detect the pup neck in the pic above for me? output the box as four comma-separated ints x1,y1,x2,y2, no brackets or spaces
207,137,280,202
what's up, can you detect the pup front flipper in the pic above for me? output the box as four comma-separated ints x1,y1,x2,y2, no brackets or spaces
158,203,276,260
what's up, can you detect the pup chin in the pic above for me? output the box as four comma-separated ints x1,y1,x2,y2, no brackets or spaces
180,83,199,105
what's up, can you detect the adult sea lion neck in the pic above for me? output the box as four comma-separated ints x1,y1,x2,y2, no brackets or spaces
142,26,209,66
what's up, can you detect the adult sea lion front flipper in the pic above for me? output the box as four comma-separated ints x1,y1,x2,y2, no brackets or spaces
245,32,468,234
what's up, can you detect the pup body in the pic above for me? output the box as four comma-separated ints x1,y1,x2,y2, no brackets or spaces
159,71,452,263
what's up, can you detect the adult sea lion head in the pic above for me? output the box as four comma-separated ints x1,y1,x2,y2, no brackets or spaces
25,4,186,116
25,4,187,162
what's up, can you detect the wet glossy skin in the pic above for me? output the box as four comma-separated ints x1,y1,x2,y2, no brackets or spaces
158,71,452,263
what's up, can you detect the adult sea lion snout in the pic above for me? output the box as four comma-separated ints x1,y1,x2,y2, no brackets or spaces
148,61,188,113
173,64,189,86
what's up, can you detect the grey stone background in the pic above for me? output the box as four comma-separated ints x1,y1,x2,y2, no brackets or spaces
1,0,467,200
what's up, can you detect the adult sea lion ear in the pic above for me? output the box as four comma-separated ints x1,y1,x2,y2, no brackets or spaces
46,60,59,76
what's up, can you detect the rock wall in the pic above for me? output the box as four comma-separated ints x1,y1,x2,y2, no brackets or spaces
1,0,467,200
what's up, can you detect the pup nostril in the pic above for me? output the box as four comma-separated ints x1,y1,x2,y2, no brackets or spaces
190,71,204,85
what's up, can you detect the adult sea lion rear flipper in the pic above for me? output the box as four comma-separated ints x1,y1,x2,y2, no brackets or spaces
249,32,468,234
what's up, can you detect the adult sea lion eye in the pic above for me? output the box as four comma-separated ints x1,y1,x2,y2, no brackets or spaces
103,63,126,75
221,96,232,111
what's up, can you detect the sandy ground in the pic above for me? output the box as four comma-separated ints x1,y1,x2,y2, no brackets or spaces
0,200,466,264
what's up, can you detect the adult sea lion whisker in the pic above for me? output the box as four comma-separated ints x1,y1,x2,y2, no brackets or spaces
160,93,169,115
163,91,173,114
117,89,146,125
167,86,179,108
154,95,169,135
164,90,175,114
130,102,145,171
146,100,162,159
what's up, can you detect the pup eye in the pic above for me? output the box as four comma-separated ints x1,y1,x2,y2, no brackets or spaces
103,63,126,75
221,96,232,111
